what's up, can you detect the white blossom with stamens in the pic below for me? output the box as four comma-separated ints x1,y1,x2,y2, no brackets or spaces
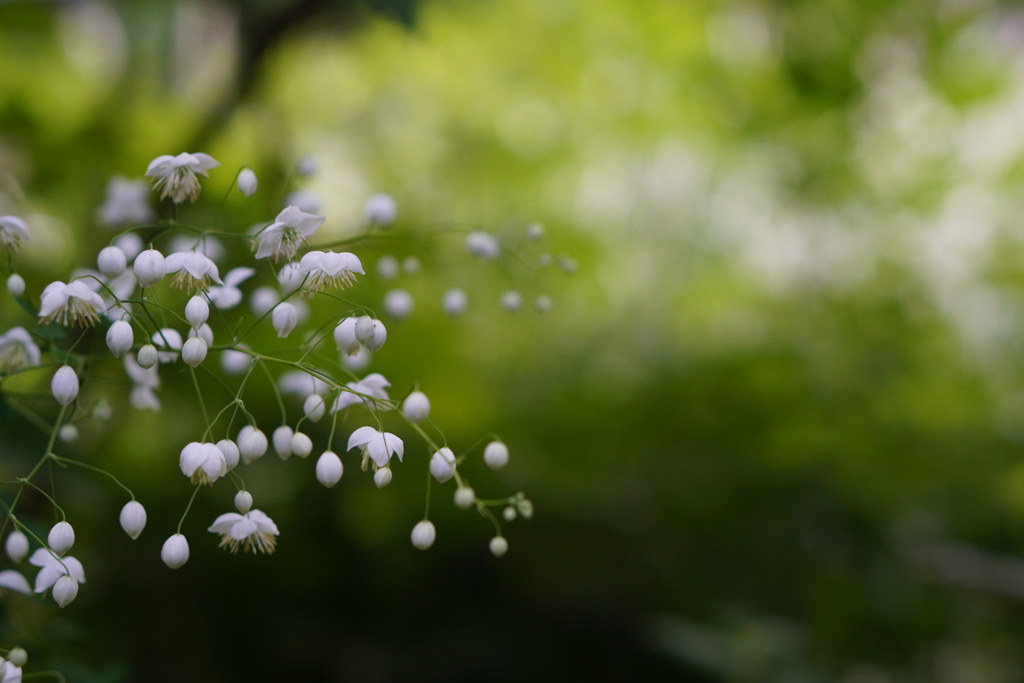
332,373,391,412
145,152,219,204
38,281,106,327
254,206,325,261
0,216,29,253
347,426,404,467
298,251,364,291
207,267,255,309
97,176,155,226
208,509,279,554
0,327,40,372
164,252,223,291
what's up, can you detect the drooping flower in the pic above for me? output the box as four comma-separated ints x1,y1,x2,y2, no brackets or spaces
164,252,223,291
483,440,509,469
298,250,364,290
429,447,457,483
106,320,134,358
442,288,467,317
124,354,161,412
0,658,23,683
6,274,24,297
119,501,147,540
410,520,436,550
237,168,258,197
207,267,255,309
4,531,28,563
0,570,31,595
145,152,219,204
364,193,397,226
179,441,227,485
402,391,430,423
151,328,183,363
96,176,155,226
383,289,413,320
0,216,29,253
254,206,325,261
29,548,85,596
272,303,298,338
465,230,500,260
51,366,79,406
161,533,189,569
0,327,40,372
38,281,106,327
97,246,127,278
332,373,391,413
207,509,279,555
354,316,387,352
347,426,404,468
133,249,166,287
315,451,343,487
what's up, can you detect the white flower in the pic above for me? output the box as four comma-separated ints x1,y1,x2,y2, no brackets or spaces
58,424,78,443
383,290,413,320
535,294,552,312
237,426,268,464
250,287,278,316
6,274,25,297
136,344,158,369
237,168,258,197
484,441,509,470
161,534,189,569
164,252,223,291
285,187,321,212
181,337,208,367
429,447,457,483
208,509,279,554
217,439,240,470
347,426,404,467
333,317,360,355
273,426,294,459
272,302,298,338
106,320,134,357
501,290,522,312
442,288,467,317
221,347,252,374
465,230,500,260
454,486,475,509
4,531,28,563
255,206,325,261
179,442,227,485
51,366,79,406
374,467,392,488
403,256,420,274
119,501,147,540
526,222,543,241
402,391,430,422
151,328,183,363
185,295,209,328
342,346,372,372
364,192,397,226
52,575,78,607
354,316,387,352
145,152,219,204
377,255,399,279
298,250,364,291
124,354,161,412
0,327,40,372
315,451,343,487
47,521,75,555
133,249,166,288
277,262,305,293
38,281,105,327
189,323,214,347
97,246,127,278
410,520,436,550
97,176,155,226
303,394,326,422
169,236,225,263
0,659,23,683
489,536,509,557
332,373,391,412
0,570,31,595
0,216,29,253
278,370,329,397
115,233,144,259
291,431,313,458
29,547,85,595
207,267,255,309
234,490,253,513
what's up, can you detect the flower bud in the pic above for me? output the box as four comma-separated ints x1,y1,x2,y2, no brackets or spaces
5,531,28,563
93,397,113,422
272,303,298,338
517,498,534,520
6,273,24,296
333,317,360,354
133,249,165,287
502,506,517,522
291,431,313,458
47,521,75,555
278,263,304,293
237,426,268,463
185,295,209,328
221,348,250,374
52,575,79,607
316,451,344,487
273,425,294,459
526,222,543,241
217,439,240,470
237,168,258,197
465,230,500,260
181,337,208,368
191,323,214,347
51,366,79,406
303,394,326,422
484,441,509,470
403,256,420,274
402,391,430,422
377,255,399,279
97,245,127,278
106,320,134,357
137,344,158,369
161,533,189,569
7,647,27,668
442,288,467,317
374,467,392,488
119,501,147,540
58,424,78,443
383,289,413,320
454,486,475,509
234,490,253,514
411,520,436,550
355,316,386,352
250,287,277,316
501,290,522,312
364,192,397,225
535,295,552,312
489,536,509,558
429,447,457,483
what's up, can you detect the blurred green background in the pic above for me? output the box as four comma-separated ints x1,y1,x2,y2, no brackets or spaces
4,0,1024,680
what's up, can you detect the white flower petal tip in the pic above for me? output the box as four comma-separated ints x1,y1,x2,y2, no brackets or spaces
237,168,258,197
145,152,219,204
0,570,31,595
208,510,279,555
411,521,436,550
119,501,147,540
484,441,509,470
429,447,457,483
165,252,222,291
161,534,190,569
489,536,509,558
316,451,344,487
51,366,80,406
402,391,430,423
